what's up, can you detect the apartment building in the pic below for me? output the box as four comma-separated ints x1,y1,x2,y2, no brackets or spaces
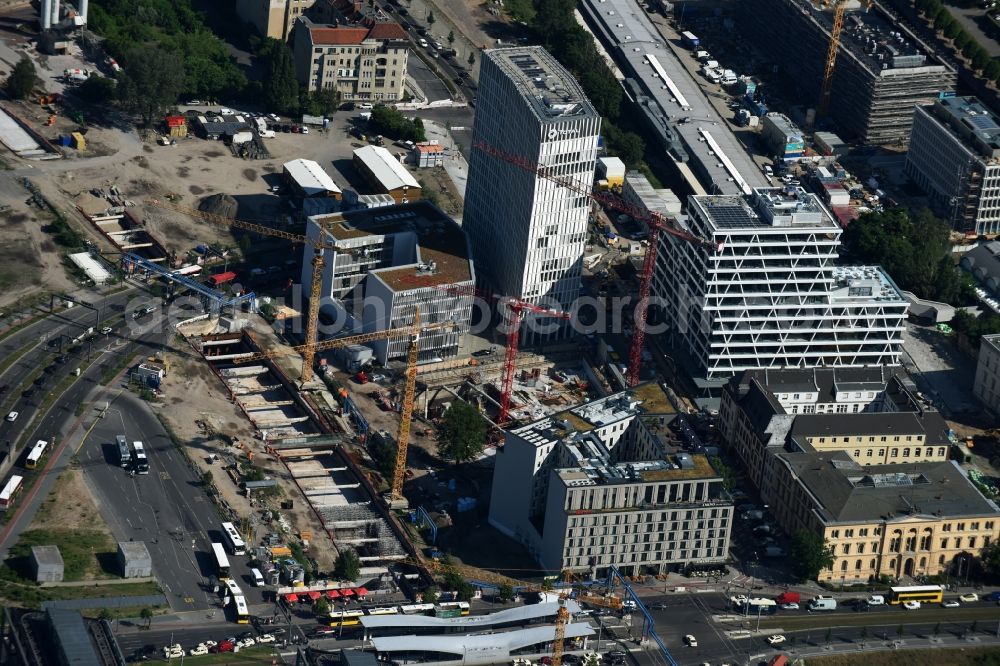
292,17,408,100
463,47,600,343
720,367,951,495
974,334,1000,415
770,450,1000,582
654,187,908,396
906,97,1000,235
236,0,313,40
303,201,474,363
489,383,733,575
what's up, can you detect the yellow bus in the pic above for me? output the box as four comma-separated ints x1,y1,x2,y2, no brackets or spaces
233,595,250,624
328,610,365,628
25,440,48,469
888,585,943,605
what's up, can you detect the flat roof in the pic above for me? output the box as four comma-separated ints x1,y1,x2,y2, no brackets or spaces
372,622,594,654
778,451,1000,524
360,601,579,630
487,47,598,122
831,265,907,304
690,187,840,232
283,159,341,196
117,541,151,562
578,0,768,196
353,145,420,191
47,608,101,666
32,545,64,568
313,201,472,292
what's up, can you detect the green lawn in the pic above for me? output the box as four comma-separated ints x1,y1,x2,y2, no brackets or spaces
5,528,117,581
180,646,282,664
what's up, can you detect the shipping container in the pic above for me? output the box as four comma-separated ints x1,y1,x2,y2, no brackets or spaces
681,31,700,48
208,271,238,287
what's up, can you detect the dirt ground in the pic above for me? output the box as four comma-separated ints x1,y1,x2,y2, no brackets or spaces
157,328,338,570
29,468,113,534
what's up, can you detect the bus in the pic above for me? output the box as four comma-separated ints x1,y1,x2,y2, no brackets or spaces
434,601,470,617
0,475,23,509
133,441,149,474
25,440,48,469
365,607,400,616
211,542,231,580
328,610,365,628
233,594,250,624
223,578,243,599
399,603,435,615
888,585,943,605
221,522,246,555
116,435,131,468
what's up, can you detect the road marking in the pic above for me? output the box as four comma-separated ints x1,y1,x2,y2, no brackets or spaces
159,472,170,480
183,596,194,604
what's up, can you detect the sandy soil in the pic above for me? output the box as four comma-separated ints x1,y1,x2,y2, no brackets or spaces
29,468,113,534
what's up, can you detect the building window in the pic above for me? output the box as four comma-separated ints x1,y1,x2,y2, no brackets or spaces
902,448,910,457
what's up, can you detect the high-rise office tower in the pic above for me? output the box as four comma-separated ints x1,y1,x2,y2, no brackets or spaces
463,47,600,341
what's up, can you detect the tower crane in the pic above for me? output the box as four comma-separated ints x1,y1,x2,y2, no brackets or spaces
472,140,719,388
817,0,849,119
145,198,359,383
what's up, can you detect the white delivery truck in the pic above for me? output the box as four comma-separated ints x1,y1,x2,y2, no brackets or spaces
808,596,837,611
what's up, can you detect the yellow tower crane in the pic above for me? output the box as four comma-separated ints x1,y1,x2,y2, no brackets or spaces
145,198,359,383
818,0,849,119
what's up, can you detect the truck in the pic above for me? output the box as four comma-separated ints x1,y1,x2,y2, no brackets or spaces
681,30,700,48
230,131,253,145
775,591,800,605
208,271,237,287
808,596,837,611
63,68,90,82
301,114,325,126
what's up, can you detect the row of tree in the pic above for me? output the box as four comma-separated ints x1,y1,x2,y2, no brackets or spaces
367,105,428,143
530,0,647,167
841,207,975,306
911,0,1000,85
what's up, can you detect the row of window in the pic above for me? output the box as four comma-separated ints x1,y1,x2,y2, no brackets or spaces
564,546,726,563
818,434,921,444
568,508,729,528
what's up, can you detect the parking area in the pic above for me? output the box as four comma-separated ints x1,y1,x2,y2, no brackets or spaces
901,322,982,421
408,54,452,103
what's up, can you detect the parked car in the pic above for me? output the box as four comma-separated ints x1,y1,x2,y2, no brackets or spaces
942,600,961,608
472,348,495,357
101,326,113,335
959,593,979,602
163,644,183,659
779,602,799,610
5,411,18,422
684,635,698,647
257,634,276,644
210,639,235,653
903,601,921,610
767,635,786,646
189,644,209,656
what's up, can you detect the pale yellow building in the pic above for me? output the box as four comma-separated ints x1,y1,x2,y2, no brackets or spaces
292,17,409,100
768,450,1000,583
236,0,314,40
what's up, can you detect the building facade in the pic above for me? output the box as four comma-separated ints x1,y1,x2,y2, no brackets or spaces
974,334,1000,415
653,187,908,393
718,369,1000,583
236,0,313,40
463,47,600,342
303,201,474,364
489,383,733,575
906,97,1000,235
292,17,408,100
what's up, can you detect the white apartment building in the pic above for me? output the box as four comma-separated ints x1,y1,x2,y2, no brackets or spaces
462,47,601,342
653,187,908,393
906,96,1000,235
292,17,408,100
974,334,1000,415
489,383,733,575
303,201,474,363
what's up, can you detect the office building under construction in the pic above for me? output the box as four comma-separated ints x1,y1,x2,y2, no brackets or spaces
740,0,955,145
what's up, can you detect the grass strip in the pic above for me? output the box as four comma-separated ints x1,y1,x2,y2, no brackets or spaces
0,338,40,377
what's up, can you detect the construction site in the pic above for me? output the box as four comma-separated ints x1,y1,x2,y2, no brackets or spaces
738,0,956,145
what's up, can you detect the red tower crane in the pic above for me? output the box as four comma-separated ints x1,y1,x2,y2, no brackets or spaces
495,297,570,424
472,140,720,388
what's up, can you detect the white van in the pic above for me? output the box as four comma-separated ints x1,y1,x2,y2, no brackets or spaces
250,568,265,587
867,594,886,606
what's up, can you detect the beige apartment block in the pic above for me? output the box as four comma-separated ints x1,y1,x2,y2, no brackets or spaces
236,0,313,40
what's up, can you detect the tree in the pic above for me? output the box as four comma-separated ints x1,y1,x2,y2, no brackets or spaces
788,530,834,582
5,57,35,99
427,10,435,25
76,74,117,104
97,608,114,622
985,59,1000,81
368,105,426,141
944,19,963,40
201,470,213,486
302,88,340,117
117,45,185,125
437,401,488,464
468,52,476,66
260,38,299,114
312,596,331,617
498,582,515,602
981,540,1000,578
709,456,735,491
422,585,439,603
139,607,153,629
334,549,361,581
454,580,475,601
972,48,992,72
953,30,973,52
447,30,455,45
